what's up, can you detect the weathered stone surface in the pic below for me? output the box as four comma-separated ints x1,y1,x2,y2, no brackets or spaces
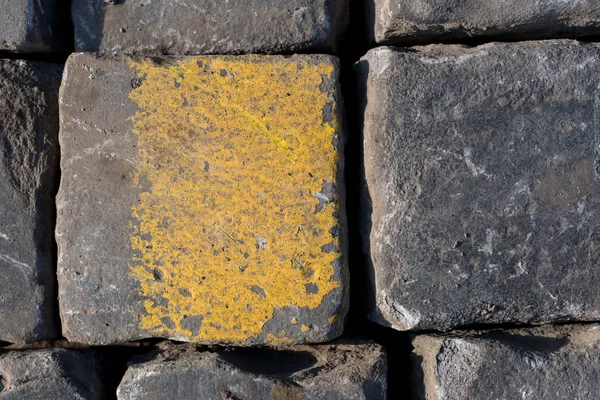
0,0,61,52
117,341,386,400
0,348,104,399
356,40,600,331
368,0,600,44
412,325,600,400
72,0,349,55
58,53,348,345
0,60,61,343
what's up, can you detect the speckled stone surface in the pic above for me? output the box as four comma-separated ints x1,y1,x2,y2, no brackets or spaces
72,0,349,55
117,341,386,400
412,325,600,400
57,53,348,345
368,0,600,44
0,348,104,399
357,40,600,331
0,0,61,52
0,59,62,343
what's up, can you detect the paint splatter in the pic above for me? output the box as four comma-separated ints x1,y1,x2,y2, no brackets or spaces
127,56,343,343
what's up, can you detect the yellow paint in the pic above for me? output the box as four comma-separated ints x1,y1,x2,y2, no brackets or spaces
265,334,296,346
301,324,311,332
127,56,343,343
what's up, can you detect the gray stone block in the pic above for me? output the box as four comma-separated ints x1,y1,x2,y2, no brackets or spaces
57,53,348,345
72,0,349,55
0,348,104,399
368,0,600,44
0,59,62,343
117,341,386,400
356,40,600,331
412,325,600,400
0,0,61,52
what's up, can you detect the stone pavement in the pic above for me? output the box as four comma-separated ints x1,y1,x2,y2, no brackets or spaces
1,0,600,398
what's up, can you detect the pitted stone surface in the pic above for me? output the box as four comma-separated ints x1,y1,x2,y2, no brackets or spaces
72,0,349,55
0,59,61,343
356,40,600,331
0,348,104,399
58,53,348,345
117,341,386,400
368,0,600,44
0,0,61,52
412,325,600,400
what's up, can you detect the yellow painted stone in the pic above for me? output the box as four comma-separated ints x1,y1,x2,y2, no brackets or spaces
126,56,344,344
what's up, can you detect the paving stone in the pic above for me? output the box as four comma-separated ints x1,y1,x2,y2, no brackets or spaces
72,0,349,55
0,60,62,343
58,53,348,345
117,341,386,400
0,348,104,399
356,40,600,331
412,325,600,400
368,0,600,44
0,0,61,52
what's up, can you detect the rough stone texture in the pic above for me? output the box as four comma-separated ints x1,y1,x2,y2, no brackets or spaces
72,0,349,55
368,0,600,45
58,53,348,345
0,60,62,343
356,40,600,332
0,348,104,399
117,341,386,400
412,324,600,400
0,0,61,52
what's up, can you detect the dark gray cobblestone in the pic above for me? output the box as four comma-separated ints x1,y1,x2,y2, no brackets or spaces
0,59,62,344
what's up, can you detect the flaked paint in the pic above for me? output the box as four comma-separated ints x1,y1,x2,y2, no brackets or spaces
127,56,343,343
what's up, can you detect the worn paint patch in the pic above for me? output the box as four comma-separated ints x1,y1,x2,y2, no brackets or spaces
127,56,342,343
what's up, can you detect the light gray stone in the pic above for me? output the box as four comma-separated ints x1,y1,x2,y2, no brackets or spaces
0,348,104,399
412,325,600,400
57,53,348,345
72,0,349,55
0,0,61,52
368,0,600,44
356,40,600,331
117,341,386,400
0,59,62,343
